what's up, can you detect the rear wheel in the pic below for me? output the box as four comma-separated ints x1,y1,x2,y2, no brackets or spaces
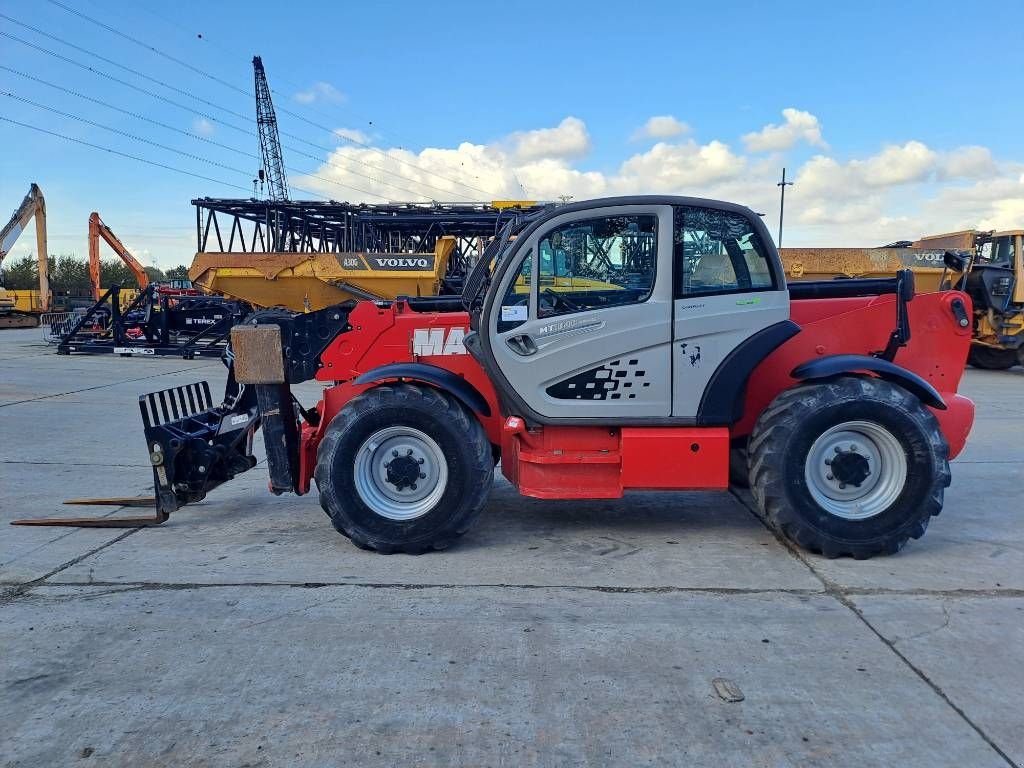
968,345,1019,370
748,376,950,559
314,383,492,554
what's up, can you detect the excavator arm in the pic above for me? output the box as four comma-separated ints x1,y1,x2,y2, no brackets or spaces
88,212,149,301
0,183,48,312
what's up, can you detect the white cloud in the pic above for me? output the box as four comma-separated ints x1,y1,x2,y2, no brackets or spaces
334,127,370,144
940,146,997,180
615,140,746,192
632,115,690,141
293,112,1018,249
505,117,591,163
852,141,937,186
192,117,215,137
743,108,828,152
294,82,346,105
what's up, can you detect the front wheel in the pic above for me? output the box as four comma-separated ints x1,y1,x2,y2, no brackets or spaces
315,384,493,554
748,376,950,559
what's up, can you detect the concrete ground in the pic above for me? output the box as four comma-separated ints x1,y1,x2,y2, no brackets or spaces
1,325,1021,768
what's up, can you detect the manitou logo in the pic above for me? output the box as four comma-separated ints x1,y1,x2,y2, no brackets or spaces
413,327,467,356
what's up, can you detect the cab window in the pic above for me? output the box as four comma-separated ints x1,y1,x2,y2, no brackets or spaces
497,249,532,333
535,214,657,318
674,206,775,297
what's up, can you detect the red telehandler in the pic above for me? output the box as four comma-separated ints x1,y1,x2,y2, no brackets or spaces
17,197,977,559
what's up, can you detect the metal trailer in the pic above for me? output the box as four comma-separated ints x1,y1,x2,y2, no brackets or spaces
56,284,251,358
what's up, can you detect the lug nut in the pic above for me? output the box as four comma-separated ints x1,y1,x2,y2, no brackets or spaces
834,446,842,454
849,445,858,452
419,472,426,479
410,483,417,491
824,458,832,466
407,449,413,456
839,482,847,489
417,458,424,464
827,474,834,481
392,450,398,457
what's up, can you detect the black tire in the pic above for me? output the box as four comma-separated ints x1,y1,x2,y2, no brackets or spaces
314,383,492,554
968,345,1019,370
748,376,950,559
728,447,750,488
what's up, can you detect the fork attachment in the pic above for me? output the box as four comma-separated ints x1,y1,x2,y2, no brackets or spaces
10,379,261,528
141,379,260,516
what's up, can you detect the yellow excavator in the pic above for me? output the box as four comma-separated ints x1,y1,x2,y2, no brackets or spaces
0,183,49,328
781,229,1024,369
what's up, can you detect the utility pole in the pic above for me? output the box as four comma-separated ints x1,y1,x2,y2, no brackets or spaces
776,167,793,246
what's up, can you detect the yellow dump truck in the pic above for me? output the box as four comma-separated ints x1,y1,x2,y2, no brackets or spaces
781,229,1024,368
189,237,459,312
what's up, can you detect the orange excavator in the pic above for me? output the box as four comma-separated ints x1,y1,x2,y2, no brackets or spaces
88,212,149,300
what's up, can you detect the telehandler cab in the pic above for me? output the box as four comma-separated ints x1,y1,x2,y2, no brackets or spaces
18,197,977,559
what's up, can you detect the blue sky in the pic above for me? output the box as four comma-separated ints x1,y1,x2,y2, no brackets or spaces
2,0,1022,267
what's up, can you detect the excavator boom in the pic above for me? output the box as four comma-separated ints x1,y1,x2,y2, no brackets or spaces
0,183,48,316
88,212,149,300
0,185,48,323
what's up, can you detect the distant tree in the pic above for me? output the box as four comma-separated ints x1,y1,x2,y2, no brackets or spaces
164,265,189,280
143,266,166,283
49,254,91,295
1,255,39,289
100,260,141,288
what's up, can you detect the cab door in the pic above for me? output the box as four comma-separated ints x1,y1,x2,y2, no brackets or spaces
670,204,790,420
484,204,674,420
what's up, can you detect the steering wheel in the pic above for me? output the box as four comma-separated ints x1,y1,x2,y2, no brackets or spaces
542,288,582,314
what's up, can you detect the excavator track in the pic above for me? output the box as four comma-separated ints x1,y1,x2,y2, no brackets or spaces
0,312,39,329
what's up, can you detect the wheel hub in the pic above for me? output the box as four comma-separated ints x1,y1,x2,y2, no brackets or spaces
354,427,448,521
828,448,871,488
804,421,908,520
384,451,425,491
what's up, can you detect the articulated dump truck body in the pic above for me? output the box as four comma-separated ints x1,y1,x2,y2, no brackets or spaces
189,237,457,312
779,246,954,292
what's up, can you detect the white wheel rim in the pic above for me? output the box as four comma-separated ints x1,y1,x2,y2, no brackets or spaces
804,420,907,520
353,426,448,521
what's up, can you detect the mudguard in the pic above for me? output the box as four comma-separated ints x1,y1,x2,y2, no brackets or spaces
353,362,492,417
791,354,946,410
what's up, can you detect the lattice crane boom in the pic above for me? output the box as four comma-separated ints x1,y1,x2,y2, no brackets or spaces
252,56,289,201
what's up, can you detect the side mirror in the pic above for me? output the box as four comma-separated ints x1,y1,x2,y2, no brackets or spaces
943,250,970,272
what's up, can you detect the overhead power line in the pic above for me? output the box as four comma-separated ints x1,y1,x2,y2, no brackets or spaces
120,0,442,160
0,64,254,160
0,30,255,138
2,90,256,178
0,66,435,202
0,13,255,126
0,115,253,194
44,0,250,99
38,0,496,199
1,91,399,202
0,24,476,201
